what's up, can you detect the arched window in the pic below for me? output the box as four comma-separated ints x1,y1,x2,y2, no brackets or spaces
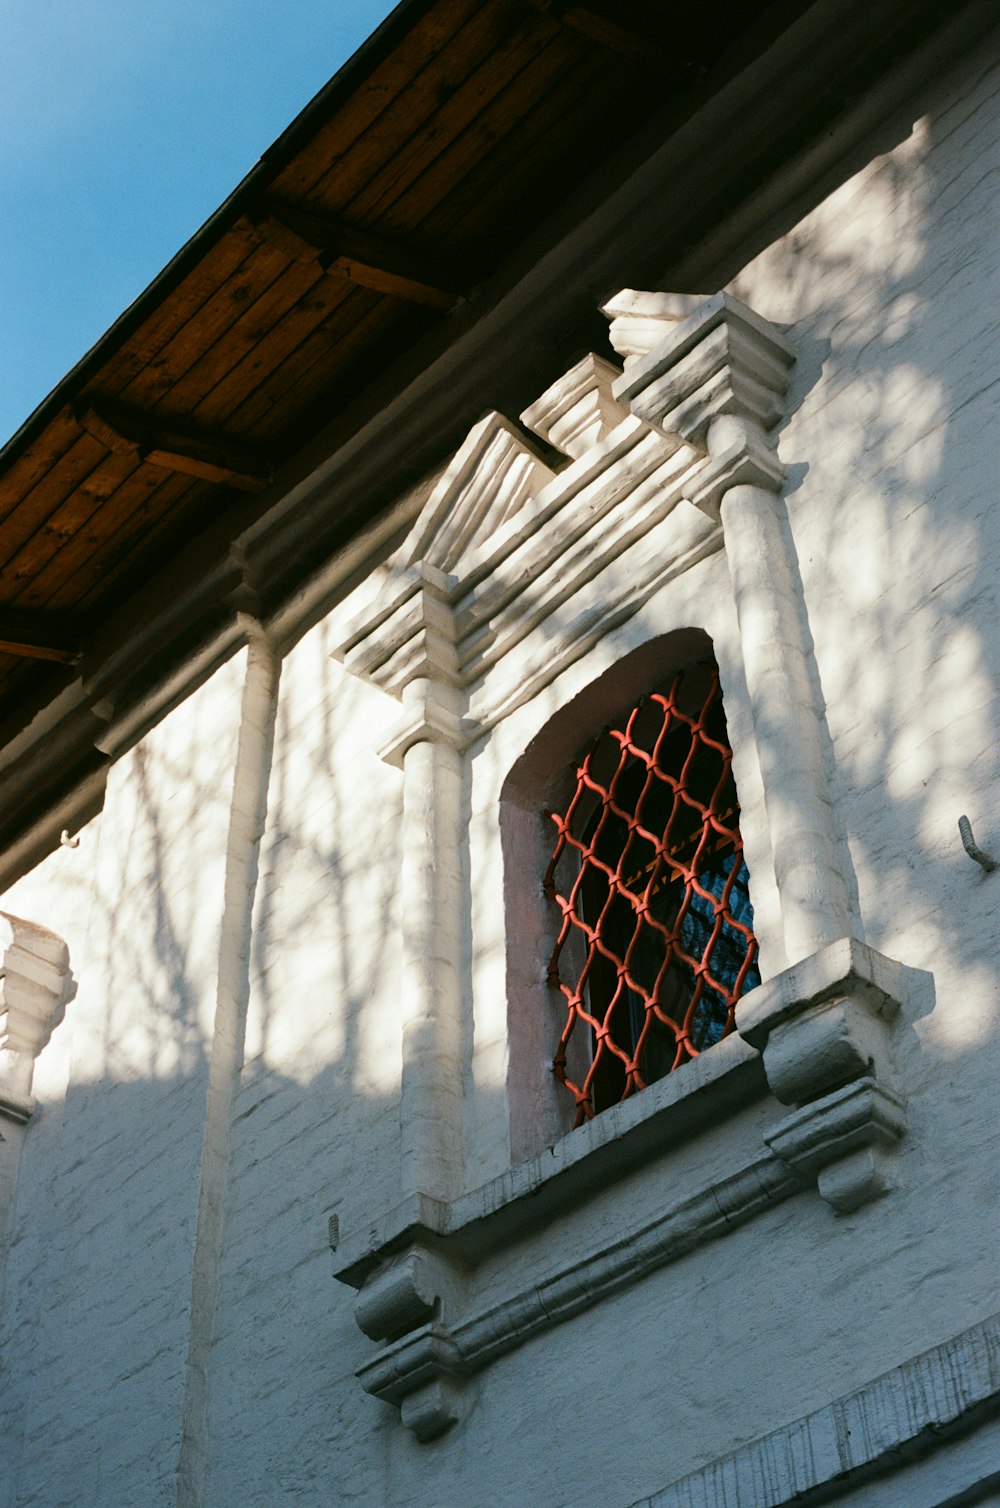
543,661,760,1123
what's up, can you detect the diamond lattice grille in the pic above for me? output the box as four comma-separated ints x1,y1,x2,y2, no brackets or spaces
544,665,760,1122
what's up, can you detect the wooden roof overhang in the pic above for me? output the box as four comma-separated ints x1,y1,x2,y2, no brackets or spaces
0,0,988,884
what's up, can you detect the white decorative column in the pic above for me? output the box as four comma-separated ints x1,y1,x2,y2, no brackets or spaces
334,416,552,1210
0,912,75,1240
386,672,467,1208
610,290,909,1212
333,566,471,1439
611,290,853,963
345,565,469,1208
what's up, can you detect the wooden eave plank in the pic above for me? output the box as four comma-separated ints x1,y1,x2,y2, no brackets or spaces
3,463,164,610
26,470,196,613
110,240,293,413
264,0,488,202
220,287,408,443
261,300,433,450
293,6,548,220
57,478,202,614
425,51,636,246
186,276,372,437
0,450,148,603
0,432,113,573
0,408,87,526
247,203,464,309
133,255,329,422
358,30,596,242
311,9,556,224
269,0,522,205
92,231,264,397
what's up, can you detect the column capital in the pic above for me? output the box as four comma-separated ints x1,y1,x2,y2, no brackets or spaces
0,911,75,1115
609,290,796,451
377,678,471,768
333,561,462,700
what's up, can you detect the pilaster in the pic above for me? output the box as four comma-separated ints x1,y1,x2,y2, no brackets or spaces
335,563,471,1207
609,292,910,1210
609,289,854,963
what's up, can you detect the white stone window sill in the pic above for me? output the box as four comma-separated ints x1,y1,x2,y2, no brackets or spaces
333,1034,781,1440
332,938,912,1442
335,1032,766,1290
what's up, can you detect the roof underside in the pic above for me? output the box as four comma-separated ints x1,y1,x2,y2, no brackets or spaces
0,0,774,672
0,0,979,877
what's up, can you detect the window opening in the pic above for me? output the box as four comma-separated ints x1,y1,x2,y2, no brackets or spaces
543,663,760,1123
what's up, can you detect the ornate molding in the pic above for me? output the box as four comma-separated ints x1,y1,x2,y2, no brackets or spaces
331,288,798,741
329,288,924,1437
0,910,75,1116
610,289,796,453
331,414,709,729
335,930,916,1440
738,938,909,1212
634,1307,1000,1508
334,1036,783,1441
520,352,628,459
350,1148,798,1442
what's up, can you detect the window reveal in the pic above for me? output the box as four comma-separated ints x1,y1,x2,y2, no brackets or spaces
544,664,760,1122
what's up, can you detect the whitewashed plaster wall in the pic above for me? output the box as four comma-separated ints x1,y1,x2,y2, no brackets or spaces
0,653,246,1508
0,28,998,1508
203,618,405,1503
205,33,1000,1508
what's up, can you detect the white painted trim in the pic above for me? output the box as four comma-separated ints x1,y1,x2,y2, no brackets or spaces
630,1311,1000,1508
335,1031,767,1286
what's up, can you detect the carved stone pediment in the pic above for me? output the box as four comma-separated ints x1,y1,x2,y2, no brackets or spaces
329,294,802,743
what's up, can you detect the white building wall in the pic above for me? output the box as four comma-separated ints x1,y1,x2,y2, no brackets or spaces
0,652,246,1508
204,622,405,1504
0,28,998,1508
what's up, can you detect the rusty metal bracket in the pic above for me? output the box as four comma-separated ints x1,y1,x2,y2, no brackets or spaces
958,815,996,874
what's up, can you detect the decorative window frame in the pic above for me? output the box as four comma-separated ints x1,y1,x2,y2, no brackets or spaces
328,289,916,1441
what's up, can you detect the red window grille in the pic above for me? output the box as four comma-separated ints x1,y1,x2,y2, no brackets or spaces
543,663,760,1124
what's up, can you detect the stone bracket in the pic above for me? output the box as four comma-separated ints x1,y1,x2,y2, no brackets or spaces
353,1242,462,1343
348,1240,466,1441
766,1077,907,1214
737,937,909,1212
335,1038,787,1442
356,1322,466,1442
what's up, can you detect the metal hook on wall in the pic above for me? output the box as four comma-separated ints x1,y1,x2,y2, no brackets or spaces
958,815,996,874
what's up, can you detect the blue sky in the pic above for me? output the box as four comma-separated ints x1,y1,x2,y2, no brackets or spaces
1,0,397,445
